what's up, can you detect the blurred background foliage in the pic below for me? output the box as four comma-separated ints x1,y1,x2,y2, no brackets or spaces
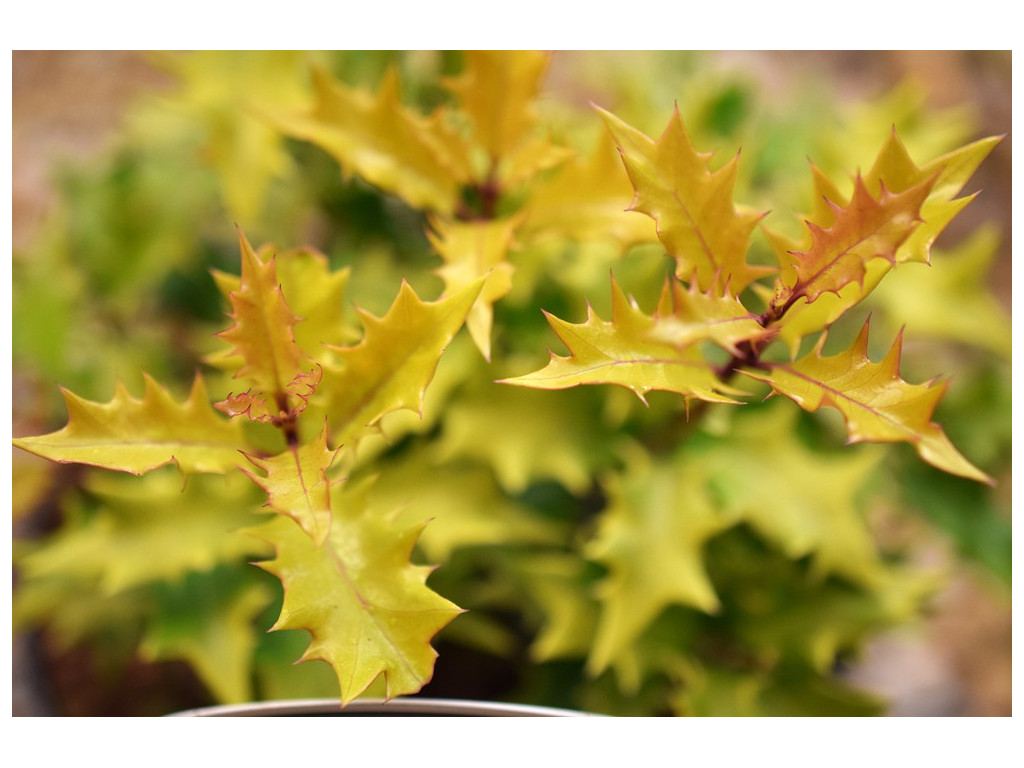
12,50,1010,716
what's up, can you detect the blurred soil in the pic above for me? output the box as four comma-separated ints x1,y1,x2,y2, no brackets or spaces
11,50,1011,717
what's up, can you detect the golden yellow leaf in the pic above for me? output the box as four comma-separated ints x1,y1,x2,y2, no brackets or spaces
444,50,550,162
215,229,307,397
597,105,771,295
242,422,338,546
500,276,748,406
743,319,992,484
12,374,245,476
273,67,469,214
251,477,462,705
318,279,483,446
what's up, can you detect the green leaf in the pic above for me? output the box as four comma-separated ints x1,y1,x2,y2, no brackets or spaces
743,319,992,484
13,374,245,476
17,469,267,594
517,553,600,663
699,404,887,586
250,476,463,705
140,567,275,704
585,449,735,676
437,383,614,496
364,450,562,563
145,51,320,225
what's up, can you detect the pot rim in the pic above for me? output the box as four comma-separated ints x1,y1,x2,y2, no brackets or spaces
170,697,596,717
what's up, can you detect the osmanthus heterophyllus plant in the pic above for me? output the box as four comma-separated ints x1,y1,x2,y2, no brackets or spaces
12,51,1008,714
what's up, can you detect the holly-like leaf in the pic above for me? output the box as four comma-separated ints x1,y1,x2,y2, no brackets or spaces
140,568,275,704
428,216,517,361
743,319,992,484
650,277,771,355
769,174,935,317
500,277,748,406
699,404,887,587
444,50,549,163
12,374,245,476
250,477,463,705
144,51,321,225
585,450,735,676
365,451,562,562
318,279,484,446
517,553,600,663
864,130,1001,265
211,245,357,368
215,229,308,397
597,105,771,296
764,130,998,352
215,366,322,426
241,422,338,546
272,67,469,215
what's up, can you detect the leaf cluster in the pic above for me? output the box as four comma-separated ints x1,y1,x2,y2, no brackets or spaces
13,51,1010,715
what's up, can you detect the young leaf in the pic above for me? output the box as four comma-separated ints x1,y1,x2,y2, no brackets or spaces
597,105,771,296
13,374,245,475
250,477,463,705
211,245,357,367
241,422,338,546
215,366,322,426
769,174,935,318
215,229,308,397
743,319,992,484
765,131,998,351
864,130,1001,266
650,277,771,355
318,279,484,446
499,277,748,406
